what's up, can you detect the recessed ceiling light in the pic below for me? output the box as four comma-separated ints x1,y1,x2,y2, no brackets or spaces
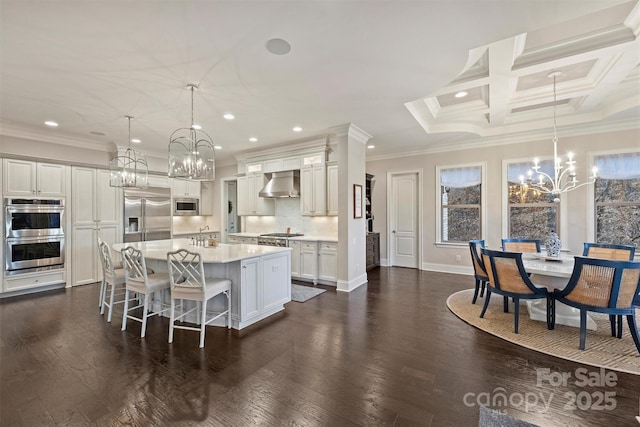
90,131,106,136
44,121,59,127
249,137,258,142
214,145,222,150
266,38,291,55
293,126,302,132
367,145,375,149
191,124,202,130
223,113,235,120
131,138,141,144
454,91,468,98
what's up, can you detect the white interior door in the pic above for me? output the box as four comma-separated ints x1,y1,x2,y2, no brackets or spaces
390,172,419,268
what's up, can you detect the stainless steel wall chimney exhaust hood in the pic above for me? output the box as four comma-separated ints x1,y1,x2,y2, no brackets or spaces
259,170,300,198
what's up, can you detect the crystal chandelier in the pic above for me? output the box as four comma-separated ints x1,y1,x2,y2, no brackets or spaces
109,115,148,189
519,71,597,202
168,84,215,181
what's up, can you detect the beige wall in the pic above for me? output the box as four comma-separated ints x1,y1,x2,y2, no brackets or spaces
366,128,640,273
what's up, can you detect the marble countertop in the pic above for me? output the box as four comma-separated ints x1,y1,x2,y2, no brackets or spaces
288,235,338,242
173,230,220,236
227,232,262,238
113,238,290,263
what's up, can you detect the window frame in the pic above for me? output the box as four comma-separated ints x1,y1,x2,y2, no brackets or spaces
587,149,640,250
435,162,486,246
502,157,569,244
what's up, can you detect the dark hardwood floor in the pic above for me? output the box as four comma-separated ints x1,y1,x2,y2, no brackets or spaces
1,267,638,426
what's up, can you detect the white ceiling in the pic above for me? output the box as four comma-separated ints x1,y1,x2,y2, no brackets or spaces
1,0,638,167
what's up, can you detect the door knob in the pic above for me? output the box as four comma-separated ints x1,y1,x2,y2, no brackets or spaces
392,230,396,233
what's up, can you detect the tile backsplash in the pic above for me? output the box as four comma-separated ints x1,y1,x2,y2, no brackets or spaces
244,198,337,235
173,216,217,235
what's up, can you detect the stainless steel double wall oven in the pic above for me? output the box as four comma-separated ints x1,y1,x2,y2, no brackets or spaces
5,198,65,274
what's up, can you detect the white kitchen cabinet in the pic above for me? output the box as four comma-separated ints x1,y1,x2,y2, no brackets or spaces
171,178,201,198
70,167,122,286
4,269,66,293
299,241,318,283
318,241,338,282
240,257,260,319
289,241,301,277
300,165,326,216
3,159,67,197
237,174,274,216
263,156,301,173
147,174,170,188
238,252,290,324
326,163,338,216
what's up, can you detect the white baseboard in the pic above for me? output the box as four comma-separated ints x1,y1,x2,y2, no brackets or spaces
337,273,368,292
421,262,473,276
380,258,389,267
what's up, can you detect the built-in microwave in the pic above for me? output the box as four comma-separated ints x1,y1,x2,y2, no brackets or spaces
173,198,199,216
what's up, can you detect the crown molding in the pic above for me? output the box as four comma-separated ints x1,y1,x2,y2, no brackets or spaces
365,117,640,163
0,122,111,152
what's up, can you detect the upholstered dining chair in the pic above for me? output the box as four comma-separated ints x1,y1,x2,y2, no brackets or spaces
97,238,126,322
501,238,541,253
583,242,636,338
468,240,488,304
583,243,635,261
551,256,640,354
121,246,171,338
480,248,551,333
167,249,232,348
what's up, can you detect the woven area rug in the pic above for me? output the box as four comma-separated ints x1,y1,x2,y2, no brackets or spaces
447,289,640,375
291,284,326,303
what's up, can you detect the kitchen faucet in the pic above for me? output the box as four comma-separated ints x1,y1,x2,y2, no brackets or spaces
196,225,210,245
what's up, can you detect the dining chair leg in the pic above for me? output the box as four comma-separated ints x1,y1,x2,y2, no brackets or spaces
99,278,107,311
200,300,207,348
227,290,232,329
513,298,520,334
609,315,617,337
480,290,492,318
503,296,509,313
480,281,485,297
107,282,117,323
472,279,480,304
141,293,150,338
579,310,587,350
546,297,555,330
627,314,640,354
616,315,623,339
121,290,130,331
169,297,175,344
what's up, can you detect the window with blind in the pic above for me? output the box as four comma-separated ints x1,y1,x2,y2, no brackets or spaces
506,161,560,240
593,152,640,250
438,165,483,242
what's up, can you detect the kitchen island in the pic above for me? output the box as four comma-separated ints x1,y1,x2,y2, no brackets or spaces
112,239,292,330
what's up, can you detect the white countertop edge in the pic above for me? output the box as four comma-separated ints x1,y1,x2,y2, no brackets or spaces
113,238,291,263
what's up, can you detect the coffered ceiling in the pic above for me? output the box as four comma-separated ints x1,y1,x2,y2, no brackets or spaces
406,1,640,146
1,1,638,167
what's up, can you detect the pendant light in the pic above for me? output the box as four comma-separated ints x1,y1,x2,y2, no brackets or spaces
168,84,215,181
519,71,597,202
109,115,148,189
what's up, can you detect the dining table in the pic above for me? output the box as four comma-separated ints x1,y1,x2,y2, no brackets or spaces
520,252,597,330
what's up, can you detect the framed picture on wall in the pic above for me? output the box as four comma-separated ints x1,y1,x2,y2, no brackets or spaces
354,184,363,218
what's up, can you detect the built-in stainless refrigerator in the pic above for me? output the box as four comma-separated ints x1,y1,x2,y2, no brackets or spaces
123,187,171,243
